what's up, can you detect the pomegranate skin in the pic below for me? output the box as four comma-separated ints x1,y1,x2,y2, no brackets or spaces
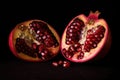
61,11,112,63
8,19,60,62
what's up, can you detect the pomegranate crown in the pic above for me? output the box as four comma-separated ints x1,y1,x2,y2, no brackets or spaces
87,11,101,25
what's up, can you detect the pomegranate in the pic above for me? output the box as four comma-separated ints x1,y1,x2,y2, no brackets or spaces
61,11,111,63
9,19,60,62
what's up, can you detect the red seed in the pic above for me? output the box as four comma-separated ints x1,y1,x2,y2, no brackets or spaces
38,44,44,51
58,60,63,65
62,48,67,54
77,52,84,59
52,62,58,67
32,43,37,49
63,61,70,68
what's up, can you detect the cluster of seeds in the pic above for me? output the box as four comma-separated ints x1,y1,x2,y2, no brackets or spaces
52,60,70,68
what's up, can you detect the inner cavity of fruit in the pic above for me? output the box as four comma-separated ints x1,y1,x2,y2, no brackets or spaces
15,20,59,60
62,18,105,60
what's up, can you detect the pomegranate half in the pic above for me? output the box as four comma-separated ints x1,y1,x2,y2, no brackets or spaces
9,19,60,62
61,11,111,63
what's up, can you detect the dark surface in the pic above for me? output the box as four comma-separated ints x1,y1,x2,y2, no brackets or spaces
0,0,117,80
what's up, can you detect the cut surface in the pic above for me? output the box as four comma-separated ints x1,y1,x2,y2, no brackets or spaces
61,11,110,62
9,19,60,62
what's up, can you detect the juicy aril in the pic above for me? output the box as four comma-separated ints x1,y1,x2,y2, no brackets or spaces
61,11,111,63
9,19,60,62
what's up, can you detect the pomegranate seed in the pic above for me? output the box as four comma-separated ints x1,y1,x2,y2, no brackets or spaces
76,22,80,26
52,62,59,67
69,33,73,37
84,46,90,52
77,52,84,59
70,25,74,28
37,30,40,34
92,43,97,48
74,26,80,30
77,47,82,52
35,34,39,38
32,43,37,49
64,50,73,58
74,43,81,48
33,23,37,27
66,40,71,45
39,33,43,36
69,46,75,52
42,35,46,39
72,22,77,26
95,34,98,38
44,38,54,47
41,52,45,56
46,34,50,38
38,44,44,52
68,38,72,41
89,41,93,45
64,51,69,58
58,60,63,65
69,29,73,32
91,38,96,42
41,57,45,60
97,38,101,41
62,48,67,54
63,61,70,68
44,49,48,54
99,34,104,38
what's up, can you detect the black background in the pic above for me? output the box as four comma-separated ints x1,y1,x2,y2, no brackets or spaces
0,0,117,80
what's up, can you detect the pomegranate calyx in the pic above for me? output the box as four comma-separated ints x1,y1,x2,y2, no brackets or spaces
87,11,101,25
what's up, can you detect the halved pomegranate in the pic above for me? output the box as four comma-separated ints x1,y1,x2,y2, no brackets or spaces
61,11,112,63
9,19,60,62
